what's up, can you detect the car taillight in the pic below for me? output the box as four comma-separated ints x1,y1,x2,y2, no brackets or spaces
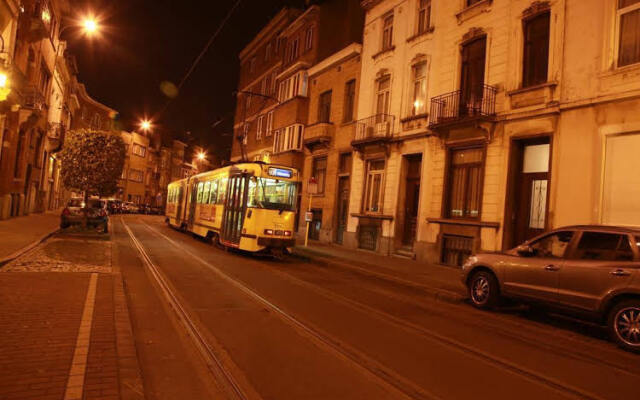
62,208,70,216
284,230,292,237
264,229,274,235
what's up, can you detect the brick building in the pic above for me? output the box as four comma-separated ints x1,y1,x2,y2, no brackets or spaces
300,44,362,243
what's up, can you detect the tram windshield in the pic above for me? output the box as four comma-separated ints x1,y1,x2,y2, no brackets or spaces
248,177,298,211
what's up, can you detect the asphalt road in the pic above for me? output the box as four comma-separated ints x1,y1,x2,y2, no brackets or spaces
113,215,640,400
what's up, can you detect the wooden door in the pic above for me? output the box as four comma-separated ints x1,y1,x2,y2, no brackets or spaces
460,37,486,116
336,176,350,244
402,155,422,246
513,142,550,245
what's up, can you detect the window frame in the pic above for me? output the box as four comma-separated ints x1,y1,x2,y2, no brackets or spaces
128,168,144,183
317,90,332,123
312,156,328,195
381,13,394,51
256,115,264,140
132,143,146,158
363,159,386,214
410,61,428,116
273,124,304,154
343,79,357,123
266,111,274,136
616,0,640,68
443,145,486,220
522,11,551,88
417,0,432,35
305,27,314,52
567,231,637,261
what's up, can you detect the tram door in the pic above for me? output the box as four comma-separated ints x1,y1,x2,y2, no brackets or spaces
176,186,184,224
221,174,248,245
187,180,198,229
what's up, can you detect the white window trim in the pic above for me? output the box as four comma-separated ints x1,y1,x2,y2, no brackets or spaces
266,111,274,136
256,115,264,140
273,124,304,154
278,71,308,102
363,160,386,214
614,0,640,69
382,12,394,51
305,27,314,51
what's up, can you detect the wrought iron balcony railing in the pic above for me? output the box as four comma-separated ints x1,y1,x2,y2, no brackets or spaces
429,84,497,128
354,114,395,142
22,84,47,110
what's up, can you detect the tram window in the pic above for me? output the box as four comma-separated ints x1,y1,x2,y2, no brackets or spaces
217,178,228,204
248,177,298,211
210,180,218,204
203,182,210,204
197,183,204,203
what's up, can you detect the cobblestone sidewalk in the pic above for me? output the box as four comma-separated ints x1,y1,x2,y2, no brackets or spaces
0,234,143,400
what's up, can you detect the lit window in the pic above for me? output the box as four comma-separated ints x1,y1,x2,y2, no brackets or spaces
411,62,427,116
132,143,146,157
446,147,484,219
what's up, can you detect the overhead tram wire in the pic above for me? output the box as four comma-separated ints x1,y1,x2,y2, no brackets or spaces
153,0,243,122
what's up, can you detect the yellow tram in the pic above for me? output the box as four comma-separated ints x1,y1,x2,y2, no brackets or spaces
165,162,300,255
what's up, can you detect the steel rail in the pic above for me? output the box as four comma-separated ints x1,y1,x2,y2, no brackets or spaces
121,218,255,400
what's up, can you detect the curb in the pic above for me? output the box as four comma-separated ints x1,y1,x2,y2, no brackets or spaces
292,248,466,305
0,228,60,267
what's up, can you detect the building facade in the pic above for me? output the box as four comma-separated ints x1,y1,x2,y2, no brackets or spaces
345,0,640,266
300,44,362,243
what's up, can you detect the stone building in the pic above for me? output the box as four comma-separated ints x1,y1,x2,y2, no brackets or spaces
347,0,640,266
119,131,151,205
0,0,76,219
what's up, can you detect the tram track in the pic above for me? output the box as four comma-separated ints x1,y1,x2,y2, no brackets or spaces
138,218,618,400
135,218,439,400
122,218,260,400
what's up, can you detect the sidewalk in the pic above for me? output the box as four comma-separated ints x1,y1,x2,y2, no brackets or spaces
0,211,61,263
294,242,467,302
0,233,144,400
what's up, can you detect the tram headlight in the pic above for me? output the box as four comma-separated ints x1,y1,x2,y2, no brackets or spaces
284,230,292,237
264,229,274,235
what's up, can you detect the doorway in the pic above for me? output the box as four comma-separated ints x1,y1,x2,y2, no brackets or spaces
460,36,486,117
335,176,350,244
402,155,422,248
504,137,551,248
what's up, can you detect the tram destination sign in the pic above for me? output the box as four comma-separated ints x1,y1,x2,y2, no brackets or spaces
268,167,293,179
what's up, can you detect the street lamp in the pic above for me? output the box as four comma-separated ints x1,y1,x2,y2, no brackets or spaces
197,151,206,161
139,119,152,133
83,19,99,34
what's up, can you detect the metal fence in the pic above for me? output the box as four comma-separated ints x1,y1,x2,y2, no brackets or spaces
355,114,395,141
429,84,497,128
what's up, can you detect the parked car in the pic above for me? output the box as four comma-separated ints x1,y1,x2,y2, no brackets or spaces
122,202,139,214
107,199,122,214
139,204,151,214
60,198,109,232
462,225,640,352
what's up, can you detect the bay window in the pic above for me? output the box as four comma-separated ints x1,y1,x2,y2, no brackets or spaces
273,124,304,154
278,71,308,102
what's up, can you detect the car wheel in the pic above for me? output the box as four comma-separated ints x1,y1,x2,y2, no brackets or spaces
468,270,500,310
608,300,640,353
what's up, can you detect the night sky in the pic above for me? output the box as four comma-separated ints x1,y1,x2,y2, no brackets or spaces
67,0,308,161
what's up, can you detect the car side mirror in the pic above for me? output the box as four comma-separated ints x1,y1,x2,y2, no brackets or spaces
517,244,535,257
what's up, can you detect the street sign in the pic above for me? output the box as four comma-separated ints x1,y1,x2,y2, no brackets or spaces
305,212,313,222
308,177,318,195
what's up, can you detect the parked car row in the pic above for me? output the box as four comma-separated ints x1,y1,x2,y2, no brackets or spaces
60,198,109,233
106,200,163,215
462,225,640,353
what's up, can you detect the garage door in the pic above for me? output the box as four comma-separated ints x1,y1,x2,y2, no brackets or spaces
602,133,640,227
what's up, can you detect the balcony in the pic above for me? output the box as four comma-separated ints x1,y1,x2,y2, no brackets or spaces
45,122,64,152
351,114,395,150
21,84,47,111
17,2,51,43
428,84,497,130
304,122,334,151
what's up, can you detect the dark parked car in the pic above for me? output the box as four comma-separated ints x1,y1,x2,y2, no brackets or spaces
107,199,122,214
60,198,109,232
462,225,640,352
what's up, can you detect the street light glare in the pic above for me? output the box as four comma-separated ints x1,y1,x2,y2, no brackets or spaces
83,19,98,34
0,73,7,89
197,152,206,161
140,120,152,131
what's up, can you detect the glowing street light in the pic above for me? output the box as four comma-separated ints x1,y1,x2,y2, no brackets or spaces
83,18,98,34
139,119,152,132
197,151,206,161
0,73,7,89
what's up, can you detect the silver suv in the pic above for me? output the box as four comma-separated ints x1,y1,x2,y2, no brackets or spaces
462,226,640,352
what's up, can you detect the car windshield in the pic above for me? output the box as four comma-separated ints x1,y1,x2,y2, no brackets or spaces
247,177,297,211
68,199,84,207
